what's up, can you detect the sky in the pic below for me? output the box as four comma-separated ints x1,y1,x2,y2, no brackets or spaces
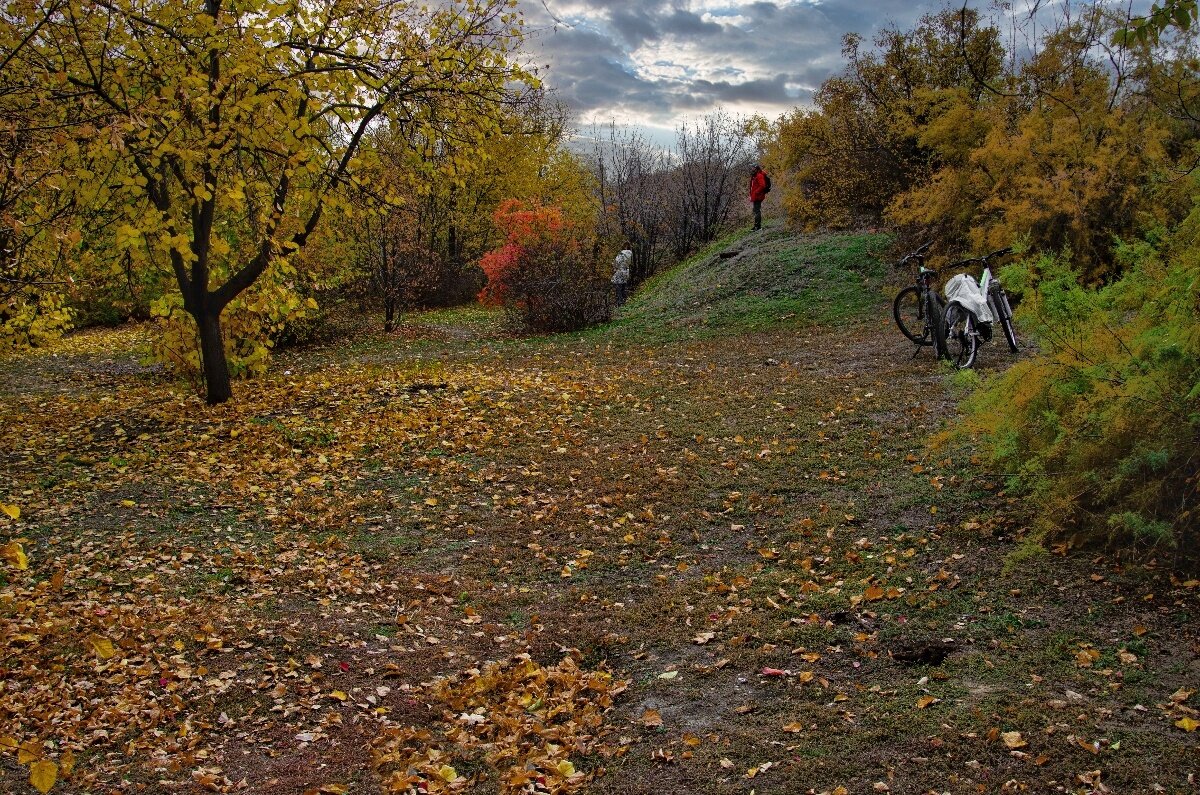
514,0,1147,146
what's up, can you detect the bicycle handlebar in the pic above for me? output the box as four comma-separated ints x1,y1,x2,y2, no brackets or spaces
898,241,933,268
948,247,1014,270
898,242,1010,272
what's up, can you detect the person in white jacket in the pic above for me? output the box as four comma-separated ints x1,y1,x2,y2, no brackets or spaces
612,249,632,306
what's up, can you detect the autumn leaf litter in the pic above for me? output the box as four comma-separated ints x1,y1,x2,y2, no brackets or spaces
3,262,1199,793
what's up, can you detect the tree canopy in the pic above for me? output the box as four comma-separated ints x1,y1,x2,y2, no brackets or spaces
2,0,535,403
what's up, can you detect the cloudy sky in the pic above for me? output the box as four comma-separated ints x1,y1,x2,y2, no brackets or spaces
515,0,1145,143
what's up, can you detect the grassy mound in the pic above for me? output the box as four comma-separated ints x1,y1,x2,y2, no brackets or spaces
610,228,892,340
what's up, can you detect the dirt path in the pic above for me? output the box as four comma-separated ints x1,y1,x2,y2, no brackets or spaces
1,307,1197,794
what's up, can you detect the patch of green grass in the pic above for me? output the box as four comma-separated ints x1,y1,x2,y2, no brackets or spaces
403,304,502,330
607,230,893,342
1001,537,1050,576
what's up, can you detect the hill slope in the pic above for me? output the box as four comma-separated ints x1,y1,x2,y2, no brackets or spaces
612,228,892,339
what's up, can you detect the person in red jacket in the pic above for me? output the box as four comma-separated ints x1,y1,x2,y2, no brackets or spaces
749,164,769,231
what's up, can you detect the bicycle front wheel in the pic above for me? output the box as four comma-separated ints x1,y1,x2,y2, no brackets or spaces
893,286,931,345
995,289,1019,353
943,304,978,369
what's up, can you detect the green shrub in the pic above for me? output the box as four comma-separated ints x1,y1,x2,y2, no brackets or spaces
956,200,1200,558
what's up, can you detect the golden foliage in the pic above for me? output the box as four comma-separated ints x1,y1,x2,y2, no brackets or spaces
765,9,1003,231
372,655,628,793
769,5,1198,279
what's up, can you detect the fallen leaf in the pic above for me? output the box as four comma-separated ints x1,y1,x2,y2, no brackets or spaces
87,635,115,660
916,695,938,709
17,740,41,764
641,709,663,728
1,540,27,570
1002,731,1027,749
1175,717,1199,732
30,760,57,794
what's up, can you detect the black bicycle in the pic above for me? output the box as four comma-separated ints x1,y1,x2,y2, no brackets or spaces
891,242,947,358
940,247,1019,369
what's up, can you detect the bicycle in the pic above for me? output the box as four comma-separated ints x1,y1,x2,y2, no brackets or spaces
891,242,947,358
939,247,1019,369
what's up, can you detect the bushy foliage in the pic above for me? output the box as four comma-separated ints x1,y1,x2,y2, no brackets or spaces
768,6,1198,278
0,290,73,354
767,9,1003,231
958,202,1200,556
888,15,1183,279
479,200,611,332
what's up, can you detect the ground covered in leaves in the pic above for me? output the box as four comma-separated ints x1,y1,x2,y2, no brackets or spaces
2,231,1197,794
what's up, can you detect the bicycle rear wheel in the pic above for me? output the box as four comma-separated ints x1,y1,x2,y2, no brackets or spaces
893,286,932,345
943,303,977,369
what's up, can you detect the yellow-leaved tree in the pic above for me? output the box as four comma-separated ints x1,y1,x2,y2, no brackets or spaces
4,0,534,403
0,37,78,352
887,9,1182,277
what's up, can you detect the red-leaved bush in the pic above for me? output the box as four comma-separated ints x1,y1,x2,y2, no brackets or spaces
478,200,611,332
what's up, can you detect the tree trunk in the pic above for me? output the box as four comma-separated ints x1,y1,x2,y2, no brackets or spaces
384,299,396,332
196,307,233,405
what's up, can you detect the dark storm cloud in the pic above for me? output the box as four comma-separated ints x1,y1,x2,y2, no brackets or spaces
662,10,723,37
609,8,660,48
669,74,804,111
519,0,957,127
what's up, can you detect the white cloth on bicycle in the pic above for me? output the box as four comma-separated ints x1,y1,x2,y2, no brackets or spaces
943,273,994,323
